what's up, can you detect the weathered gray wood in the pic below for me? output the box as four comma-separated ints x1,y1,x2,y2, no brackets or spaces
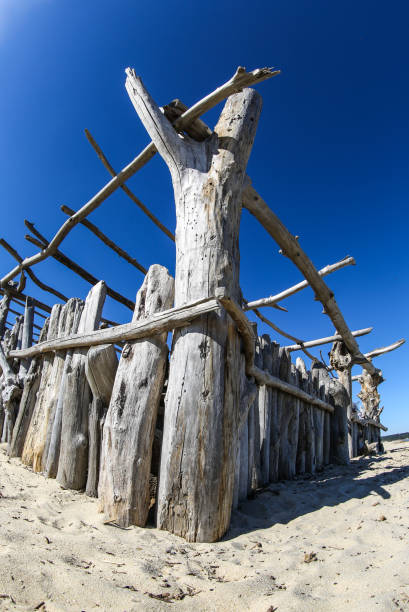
18,297,34,381
0,293,10,338
259,335,271,485
329,341,354,458
21,305,62,467
364,338,405,360
9,318,49,458
295,357,308,474
285,327,373,352
85,344,118,497
245,257,356,311
268,342,280,482
1,66,277,290
311,363,325,470
242,183,381,379
42,298,84,476
327,377,350,465
10,296,222,359
126,78,264,541
56,282,106,490
98,266,174,526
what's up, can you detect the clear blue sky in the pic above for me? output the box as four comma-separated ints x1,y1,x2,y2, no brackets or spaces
0,0,407,433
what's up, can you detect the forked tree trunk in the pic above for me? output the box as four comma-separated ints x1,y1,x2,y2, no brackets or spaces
98,265,174,526
125,73,262,541
57,281,106,490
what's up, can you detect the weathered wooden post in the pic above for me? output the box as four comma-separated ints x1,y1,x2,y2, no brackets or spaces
329,341,354,457
0,293,11,338
85,343,118,497
98,265,174,526
22,305,62,466
125,71,263,541
42,298,84,475
18,296,34,380
327,377,350,464
10,318,49,457
57,281,106,490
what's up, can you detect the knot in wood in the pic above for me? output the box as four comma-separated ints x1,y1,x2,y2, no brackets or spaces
122,343,132,359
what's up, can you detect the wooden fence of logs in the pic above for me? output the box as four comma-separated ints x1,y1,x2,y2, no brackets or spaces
0,65,402,542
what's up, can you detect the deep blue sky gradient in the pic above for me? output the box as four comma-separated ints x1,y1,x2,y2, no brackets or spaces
0,0,408,432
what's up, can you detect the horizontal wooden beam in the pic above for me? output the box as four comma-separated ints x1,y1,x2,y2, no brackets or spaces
25,228,134,311
285,327,373,352
0,238,68,302
84,130,175,242
216,291,333,412
0,288,52,314
60,204,147,274
351,414,387,432
245,256,355,311
9,296,222,358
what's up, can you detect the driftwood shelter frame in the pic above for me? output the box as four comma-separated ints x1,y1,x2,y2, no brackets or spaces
0,65,404,542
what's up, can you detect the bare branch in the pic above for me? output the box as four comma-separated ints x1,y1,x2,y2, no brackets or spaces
285,327,373,351
244,256,355,310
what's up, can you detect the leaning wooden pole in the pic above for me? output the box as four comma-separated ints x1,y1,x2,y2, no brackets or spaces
242,181,381,379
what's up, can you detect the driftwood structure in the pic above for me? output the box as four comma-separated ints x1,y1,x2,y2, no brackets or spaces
0,65,404,542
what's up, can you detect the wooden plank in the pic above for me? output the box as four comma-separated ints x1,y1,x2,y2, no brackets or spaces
10,296,222,358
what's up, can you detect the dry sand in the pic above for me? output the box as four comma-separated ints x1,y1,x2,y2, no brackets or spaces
0,440,408,612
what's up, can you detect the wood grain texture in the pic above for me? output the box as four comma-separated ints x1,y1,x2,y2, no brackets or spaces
85,344,118,497
56,282,106,490
98,265,174,525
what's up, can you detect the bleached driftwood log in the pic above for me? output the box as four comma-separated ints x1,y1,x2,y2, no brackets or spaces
242,182,382,380
98,265,174,525
9,318,49,458
245,256,355,310
22,305,62,467
85,343,118,497
30,299,84,472
311,362,325,470
285,327,373,352
268,341,280,482
259,335,272,485
56,282,106,490
42,298,84,476
126,71,264,541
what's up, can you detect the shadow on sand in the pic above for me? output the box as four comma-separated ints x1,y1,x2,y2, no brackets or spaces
226,447,409,540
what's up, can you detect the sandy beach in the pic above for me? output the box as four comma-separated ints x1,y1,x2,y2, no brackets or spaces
0,440,408,612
